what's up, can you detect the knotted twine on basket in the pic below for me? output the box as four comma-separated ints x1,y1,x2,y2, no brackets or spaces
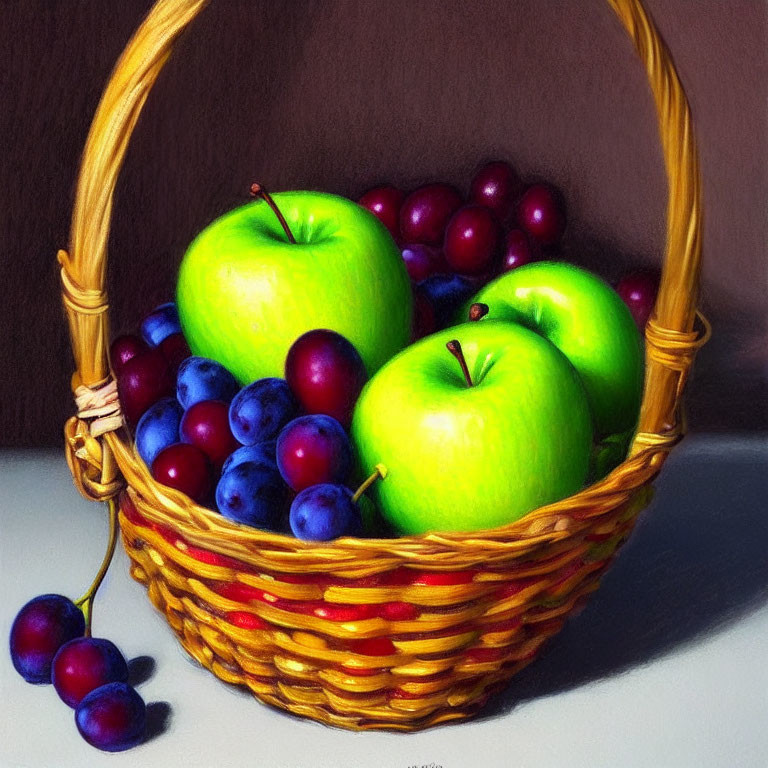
59,248,125,502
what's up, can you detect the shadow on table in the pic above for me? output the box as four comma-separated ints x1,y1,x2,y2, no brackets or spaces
144,702,172,744
127,655,156,687
479,443,768,719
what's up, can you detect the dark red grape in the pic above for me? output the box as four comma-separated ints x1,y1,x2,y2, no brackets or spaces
399,184,462,246
180,400,240,470
401,243,443,282
75,682,146,752
358,185,405,241
159,332,191,377
110,335,148,376
469,160,522,222
117,348,174,428
277,415,352,492
443,205,500,275
616,270,660,329
52,637,128,708
501,229,539,272
285,330,367,429
9,594,85,684
516,183,567,246
152,443,212,504
412,287,437,340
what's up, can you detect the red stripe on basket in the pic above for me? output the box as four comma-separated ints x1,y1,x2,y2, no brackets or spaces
119,494,143,525
379,602,421,621
226,611,268,630
184,545,242,569
548,559,585,588
495,578,541,598
339,665,384,677
483,616,523,633
388,688,427,700
214,582,264,602
464,646,506,663
412,570,479,585
312,603,379,621
347,637,397,656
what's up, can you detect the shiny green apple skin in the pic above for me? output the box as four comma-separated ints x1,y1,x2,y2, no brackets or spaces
351,320,593,535
176,191,412,383
466,262,643,437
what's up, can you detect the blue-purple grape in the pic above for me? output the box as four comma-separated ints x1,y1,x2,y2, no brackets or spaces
9,594,85,684
75,682,146,752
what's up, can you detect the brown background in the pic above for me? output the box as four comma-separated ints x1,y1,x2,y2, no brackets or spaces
1,0,766,447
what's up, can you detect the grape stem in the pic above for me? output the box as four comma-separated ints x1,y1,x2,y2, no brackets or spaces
352,464,387,504
250,182,297,244
75,497,119,637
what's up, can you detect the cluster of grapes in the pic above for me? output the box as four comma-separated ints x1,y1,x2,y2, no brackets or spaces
112,306,378,541
359,160,659,334
10,595,145,752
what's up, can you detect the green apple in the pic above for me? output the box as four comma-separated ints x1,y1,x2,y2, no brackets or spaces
351,320,593,535
466,262,643,437
176,191,412,383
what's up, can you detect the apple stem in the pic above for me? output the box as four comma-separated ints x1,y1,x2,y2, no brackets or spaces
249,182,297,244
469,302,489,322
352,463,388,504
446,340,473,387
74,497,119,637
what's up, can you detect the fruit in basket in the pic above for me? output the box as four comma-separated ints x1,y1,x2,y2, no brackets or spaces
151,443,212,504
412,286,438,340
284,330,367,428
289,484,363,541
110,335,148,375
75,682,146,752
400,183,463,245
229,378,297,445
616,269,660,329
176,356,238,409
180,400,239,469
158,332,192,377
116,348,174,427
418,273,475,329
443,204,500,275
351,321,593,534
135,397,183,467
222,441,277,474
277,415,352,492
215,460,285,528
176,189,412,384
10,595,86,683
469,160,522,222
467,261,643,437
516,183,567,246
502,229,539,272
400,243,443,282
52,637,128,708
140,302,182,347
357,184,405,241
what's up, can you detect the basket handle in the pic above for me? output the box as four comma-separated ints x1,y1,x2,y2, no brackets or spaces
59,0,705,497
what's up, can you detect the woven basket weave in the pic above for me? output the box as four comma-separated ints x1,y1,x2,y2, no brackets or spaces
59,0,710,731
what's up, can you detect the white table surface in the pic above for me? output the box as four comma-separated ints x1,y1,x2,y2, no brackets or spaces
1,435,767,768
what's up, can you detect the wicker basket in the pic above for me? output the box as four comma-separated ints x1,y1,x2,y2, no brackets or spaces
59,0,710,732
